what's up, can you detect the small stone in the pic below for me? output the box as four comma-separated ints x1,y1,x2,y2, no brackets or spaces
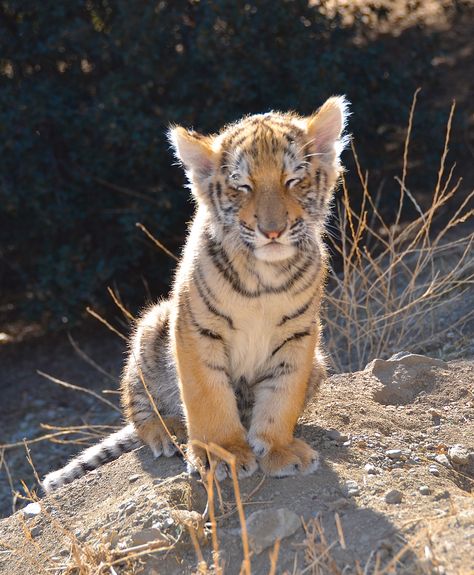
343,440,351,447
448,444,470,465
435,454,451,467
326,429,348,442
434,490,450,501
22,502,41,518
386,449,402,459
419,485,431,495
429,408,442,418
345,480,360,496
131,528,167,546
124,503,137,516
30,525,42,537
429,465,440,476
128,474,141,483
246,508,300,554
384,489,403,504
364,463,378,475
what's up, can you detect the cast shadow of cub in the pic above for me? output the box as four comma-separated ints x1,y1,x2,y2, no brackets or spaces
136,420,423,575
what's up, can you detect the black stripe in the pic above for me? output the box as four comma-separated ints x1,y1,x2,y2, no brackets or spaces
204,362,230,378
206,233,316,298
101,447,115,462
80,461,96,474
253,361,295,385
186,302,224,341
195,268,235,329
206,235,256,297
271,330,311,358
293,260,321,295
277,296,314,326
116,441,129,453
208,182,221,216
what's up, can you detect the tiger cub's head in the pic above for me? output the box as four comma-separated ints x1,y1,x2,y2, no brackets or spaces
169,96,349,262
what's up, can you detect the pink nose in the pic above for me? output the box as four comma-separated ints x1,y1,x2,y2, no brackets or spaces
258,224,286,240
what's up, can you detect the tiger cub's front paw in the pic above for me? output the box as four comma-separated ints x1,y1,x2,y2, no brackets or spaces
258,438,320,477
187,439,258,481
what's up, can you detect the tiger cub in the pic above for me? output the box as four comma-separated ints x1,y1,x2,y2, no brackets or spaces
42,96,349,491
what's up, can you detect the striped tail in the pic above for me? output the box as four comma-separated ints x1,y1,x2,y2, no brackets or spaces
42,423,141,493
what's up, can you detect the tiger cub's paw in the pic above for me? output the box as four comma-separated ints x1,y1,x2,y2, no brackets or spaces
259,438,320,477
187,439,258,481
137,417,187,459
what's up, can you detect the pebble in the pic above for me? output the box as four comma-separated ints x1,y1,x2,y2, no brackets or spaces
345,480,360,496
30,525,42,537
384,489,403,504
419,485,431,495
435,454,451,467
448,444,470,465
128,474,141,483
123,503,137,517
364,463,378,475
246,508,300,554
22,502,41,518
326,429,348,442
386,449,402,459
429,465,440,477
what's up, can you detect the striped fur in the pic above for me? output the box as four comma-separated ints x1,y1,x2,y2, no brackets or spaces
42,97,349,490
42,424,140,492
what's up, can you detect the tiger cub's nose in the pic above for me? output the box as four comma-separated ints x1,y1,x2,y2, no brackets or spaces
258,223,287,240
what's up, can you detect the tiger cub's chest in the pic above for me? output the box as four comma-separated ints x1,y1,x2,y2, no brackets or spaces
226,295,293,382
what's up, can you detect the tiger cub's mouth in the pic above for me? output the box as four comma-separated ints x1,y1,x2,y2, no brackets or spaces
254,241,297,262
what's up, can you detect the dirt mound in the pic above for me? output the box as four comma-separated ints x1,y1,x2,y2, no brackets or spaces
1,358,473,574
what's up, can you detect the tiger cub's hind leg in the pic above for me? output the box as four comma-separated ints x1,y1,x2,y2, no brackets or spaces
121,301,186,458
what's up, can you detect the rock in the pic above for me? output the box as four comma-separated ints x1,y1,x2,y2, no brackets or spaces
384,489,403,504
434,490,450,501
448,444,470,465
128,474,141,483
419,485,431,495
124,503,137,517
386,449,403,459
429,465,440,476
345,480,360,496
326,429,348,442
22,502,41,518
246,508,300,554
30,525,42,537
131,528,167,546
366,353,448,405
364,463,378,475
435,454,451,468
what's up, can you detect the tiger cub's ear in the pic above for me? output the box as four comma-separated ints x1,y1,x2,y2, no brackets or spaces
306,96,350,159
168,126,217,180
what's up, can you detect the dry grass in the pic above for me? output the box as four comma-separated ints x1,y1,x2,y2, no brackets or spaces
324,92,473,372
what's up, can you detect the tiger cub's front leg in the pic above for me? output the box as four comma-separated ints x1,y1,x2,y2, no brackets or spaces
248,332,322,476
172,304,258,480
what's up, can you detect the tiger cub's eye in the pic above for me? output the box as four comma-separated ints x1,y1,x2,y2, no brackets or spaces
285,178,302,189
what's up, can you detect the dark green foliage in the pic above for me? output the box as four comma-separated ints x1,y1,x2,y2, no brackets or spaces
0,0,448,326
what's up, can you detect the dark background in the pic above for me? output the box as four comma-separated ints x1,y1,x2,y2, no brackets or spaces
1,0,473,334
